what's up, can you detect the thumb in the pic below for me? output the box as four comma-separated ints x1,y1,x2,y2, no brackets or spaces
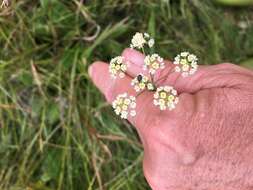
88,61,154,130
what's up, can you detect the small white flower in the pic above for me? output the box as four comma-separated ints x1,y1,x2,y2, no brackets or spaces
148,39,155,48
144,33,150,38
109,56,127,78
131,74,155,92
144,54,165,75
130,32,146,49
175,66,181,72
173,52,198,77
147,82,155,91
153,86,179,111
130,110,136,116
130,32,155,49
180,52,188,57
112,93,137,119
119,72,125,78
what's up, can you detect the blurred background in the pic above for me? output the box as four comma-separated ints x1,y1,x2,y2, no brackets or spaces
0,0,253,190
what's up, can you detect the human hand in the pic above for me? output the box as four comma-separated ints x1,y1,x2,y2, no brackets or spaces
89,48,253,190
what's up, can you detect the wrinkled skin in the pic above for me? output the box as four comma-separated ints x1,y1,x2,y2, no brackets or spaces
89,48,253,190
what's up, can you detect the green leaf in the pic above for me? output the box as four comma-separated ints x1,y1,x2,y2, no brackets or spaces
46,102,60,125
83,19,128,59
39,0,58,9
148,9,156,38
215,0,253,5
240,58,253,70
18,71,33,86
60,46,80,69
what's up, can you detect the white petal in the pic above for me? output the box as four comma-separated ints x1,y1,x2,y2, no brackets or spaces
130,102,136,108
181,52,189,57
175,66,181,72
130,110,136,117
148,39,155,47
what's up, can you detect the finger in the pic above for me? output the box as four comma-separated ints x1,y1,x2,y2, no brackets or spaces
122,48,149,77
122,48,145,67
89,61,136,102
122,48,175,81
220,62,253,77
122,48,190,92
165,63,253,93
122,48,253,93
89,61,152,128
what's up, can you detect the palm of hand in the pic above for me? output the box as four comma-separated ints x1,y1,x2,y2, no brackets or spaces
89,48,253,190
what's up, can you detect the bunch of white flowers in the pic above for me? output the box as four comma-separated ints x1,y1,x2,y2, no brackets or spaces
143,53,165,75
153,86,179,110
109,56,127,78
130,32,155,49
112,93,136,119
173,52,198,77
109,32,198,119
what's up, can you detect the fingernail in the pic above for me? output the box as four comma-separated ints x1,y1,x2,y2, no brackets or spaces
122,48,144,67
122,48,131,57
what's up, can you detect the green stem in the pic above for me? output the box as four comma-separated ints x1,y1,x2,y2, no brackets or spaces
135,90,145,98
141,47,146,56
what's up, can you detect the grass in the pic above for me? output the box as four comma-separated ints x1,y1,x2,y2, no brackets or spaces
0,0,253,190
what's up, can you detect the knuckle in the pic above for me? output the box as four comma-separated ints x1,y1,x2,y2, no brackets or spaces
218,62,234,68
218,62,242,72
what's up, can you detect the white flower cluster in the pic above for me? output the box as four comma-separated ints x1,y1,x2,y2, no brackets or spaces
112,93,136,119
173,52,198,77
107,32,198,119
144,53,165,75
130,32,155,49
131,74,155,92
109,56,127,78
153,86,179,110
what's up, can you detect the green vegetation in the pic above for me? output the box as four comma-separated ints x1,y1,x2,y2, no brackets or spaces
215,0,253,6
0,0,252,189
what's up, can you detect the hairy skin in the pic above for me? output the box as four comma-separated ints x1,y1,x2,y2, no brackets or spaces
89,48,253,190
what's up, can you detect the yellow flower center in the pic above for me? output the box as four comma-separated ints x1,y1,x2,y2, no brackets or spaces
160,92,167,99
115,65,121,70
139,83,145,89
167,95,175,102
122,105,128,111
180,59,188,65
151,61,159,69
